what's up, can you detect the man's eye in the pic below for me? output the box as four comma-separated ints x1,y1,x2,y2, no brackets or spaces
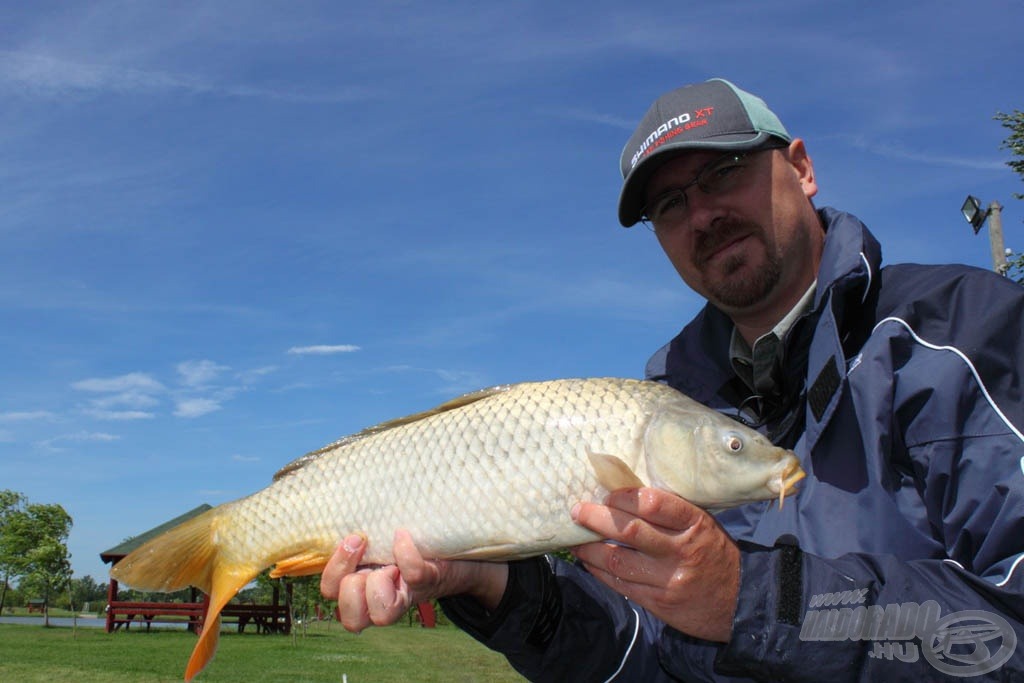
710,162,744,180
653,193,686,216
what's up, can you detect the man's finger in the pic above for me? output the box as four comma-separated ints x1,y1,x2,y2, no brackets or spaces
573,540,665,588
602,487,704,530
320,534,367,600
392,530,425,577
336,570,371,633
365,565,411,626
572,500,676,556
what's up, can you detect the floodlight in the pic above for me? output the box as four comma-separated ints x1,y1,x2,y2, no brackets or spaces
961,195,988,233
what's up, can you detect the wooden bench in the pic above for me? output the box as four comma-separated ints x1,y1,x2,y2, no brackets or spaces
106,601,290,634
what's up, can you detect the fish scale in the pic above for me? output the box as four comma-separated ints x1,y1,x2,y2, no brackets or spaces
111,377,804,681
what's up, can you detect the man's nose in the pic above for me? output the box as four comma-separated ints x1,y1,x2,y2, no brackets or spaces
684,190,723,232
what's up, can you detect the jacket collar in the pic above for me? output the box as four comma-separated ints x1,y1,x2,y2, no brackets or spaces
801,208,881,448
814,206,881,315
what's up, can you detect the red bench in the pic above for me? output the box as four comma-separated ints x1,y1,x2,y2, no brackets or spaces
105,600,290,634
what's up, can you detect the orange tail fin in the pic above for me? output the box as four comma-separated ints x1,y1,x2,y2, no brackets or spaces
110,507,260,681
185,565,259,681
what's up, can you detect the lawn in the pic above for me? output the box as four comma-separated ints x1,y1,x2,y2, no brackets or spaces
0,621,525,682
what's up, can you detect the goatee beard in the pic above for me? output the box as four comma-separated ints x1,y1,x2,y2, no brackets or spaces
697,219,781,309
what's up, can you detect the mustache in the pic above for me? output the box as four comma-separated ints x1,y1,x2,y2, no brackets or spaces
694,219,760,266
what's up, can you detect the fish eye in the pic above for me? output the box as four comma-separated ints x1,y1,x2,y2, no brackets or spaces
724,434,744,453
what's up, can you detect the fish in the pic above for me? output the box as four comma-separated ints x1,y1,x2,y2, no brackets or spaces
110,377,804,680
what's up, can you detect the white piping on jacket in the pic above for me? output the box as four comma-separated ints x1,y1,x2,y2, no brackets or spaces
604,607,641,682
999,554,1024,588
872,316,1024,445
875,316,1024,587
859,252,872,304
943,554,1024,588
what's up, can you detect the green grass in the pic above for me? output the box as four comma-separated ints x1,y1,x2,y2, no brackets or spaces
0,621,525,682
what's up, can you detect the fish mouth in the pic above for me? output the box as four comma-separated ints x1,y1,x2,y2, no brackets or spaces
775,459,806,509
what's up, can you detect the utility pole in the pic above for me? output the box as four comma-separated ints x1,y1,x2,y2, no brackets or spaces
985,202,1008,275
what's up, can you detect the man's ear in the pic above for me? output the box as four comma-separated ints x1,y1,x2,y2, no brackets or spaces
786,138,818,199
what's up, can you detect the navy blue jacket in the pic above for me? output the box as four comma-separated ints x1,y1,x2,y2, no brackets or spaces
442,208,1024,681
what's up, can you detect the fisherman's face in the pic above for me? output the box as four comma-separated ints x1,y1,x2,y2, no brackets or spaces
644,139,823,322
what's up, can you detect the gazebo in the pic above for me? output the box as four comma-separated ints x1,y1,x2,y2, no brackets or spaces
100,504,291,635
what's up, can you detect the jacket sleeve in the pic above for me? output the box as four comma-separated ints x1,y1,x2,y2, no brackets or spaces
440,555,735,682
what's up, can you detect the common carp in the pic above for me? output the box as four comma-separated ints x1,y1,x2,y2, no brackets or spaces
111,377,804,680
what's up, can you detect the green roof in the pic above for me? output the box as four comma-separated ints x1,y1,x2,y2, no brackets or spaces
99,504,212,564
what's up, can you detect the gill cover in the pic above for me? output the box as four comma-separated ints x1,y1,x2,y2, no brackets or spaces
643,405,706,503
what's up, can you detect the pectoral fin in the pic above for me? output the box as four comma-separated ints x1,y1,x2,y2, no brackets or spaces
587,449,644,490
269,550,332,578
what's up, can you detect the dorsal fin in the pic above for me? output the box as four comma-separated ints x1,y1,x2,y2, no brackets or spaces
272,383,518,481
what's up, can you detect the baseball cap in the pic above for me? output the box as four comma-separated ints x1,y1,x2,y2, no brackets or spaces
617,78,791,227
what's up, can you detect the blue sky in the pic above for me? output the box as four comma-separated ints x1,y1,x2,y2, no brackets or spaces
2,1,1022,583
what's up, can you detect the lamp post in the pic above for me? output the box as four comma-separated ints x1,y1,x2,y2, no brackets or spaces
961,195,1008,275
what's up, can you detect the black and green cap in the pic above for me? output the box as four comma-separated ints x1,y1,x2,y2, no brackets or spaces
617,78,791,227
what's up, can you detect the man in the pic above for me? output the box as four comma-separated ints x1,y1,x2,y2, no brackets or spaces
321,79,1024,680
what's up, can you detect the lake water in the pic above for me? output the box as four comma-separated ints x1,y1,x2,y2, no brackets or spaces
0,616,186,630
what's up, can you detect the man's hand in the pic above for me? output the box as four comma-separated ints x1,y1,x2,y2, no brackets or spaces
571,487,740,643
319,530,509,633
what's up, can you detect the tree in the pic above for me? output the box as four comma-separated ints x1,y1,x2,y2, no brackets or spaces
22,504,73,626
0,490,73,625
0,490,28,613
1008,253,1024,284
995,110,1024,283
995,110,1024,200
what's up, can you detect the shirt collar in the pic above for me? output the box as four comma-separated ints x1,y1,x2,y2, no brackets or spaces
730,281,817,391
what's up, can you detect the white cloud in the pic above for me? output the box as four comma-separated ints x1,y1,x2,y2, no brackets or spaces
72,372,165,393
237,365,278,383
89,391,161,410
541,106,636,131
37,431,120,451
72,372,164,420
0,50,378,104
287,344,361,355
0,410,55,422
381,365,489,397
70,364,245,421
64,431,120,442
174,398,222,419
842,135,1007,171
81,409,154,421
231,454,260,463
177,359,229,388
